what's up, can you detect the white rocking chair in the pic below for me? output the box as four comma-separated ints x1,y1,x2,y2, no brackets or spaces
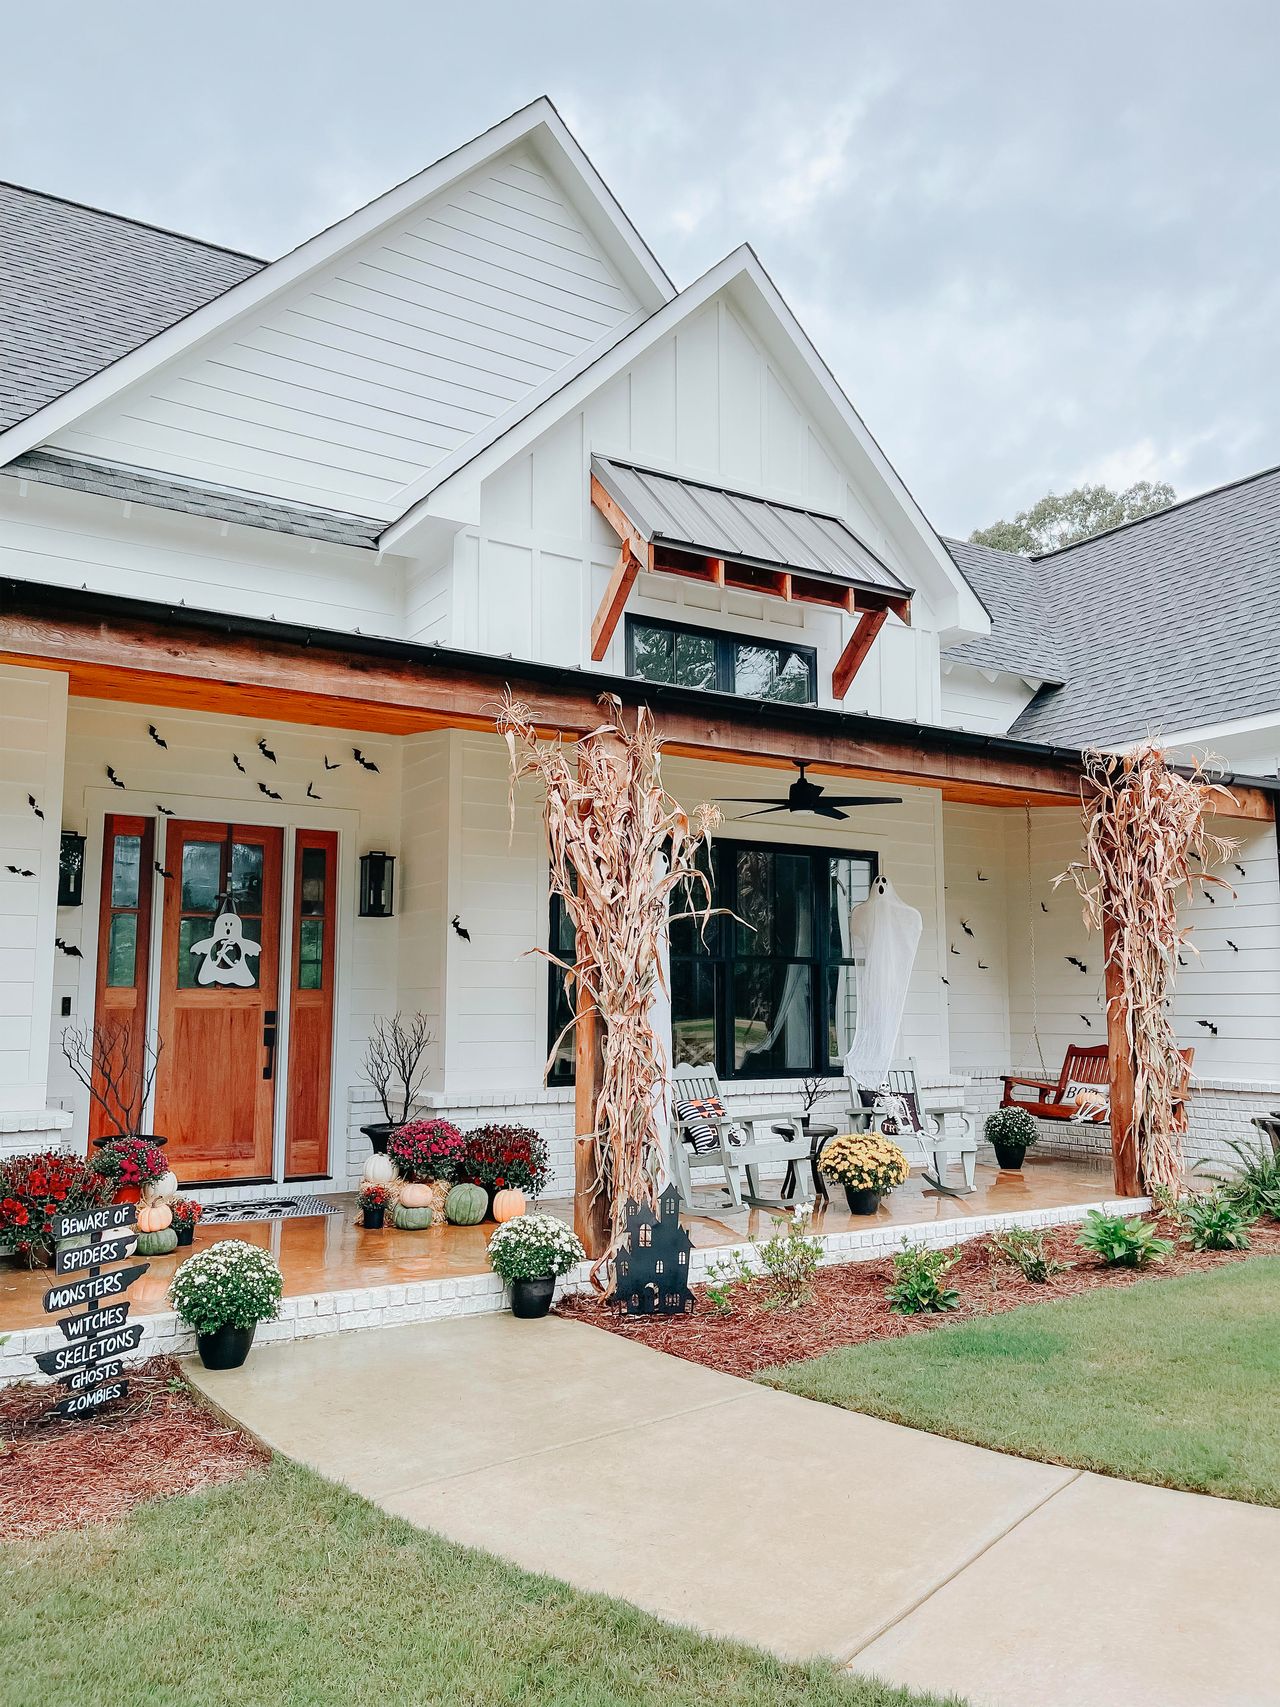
668,1064,815,1214
846,1058,977,1197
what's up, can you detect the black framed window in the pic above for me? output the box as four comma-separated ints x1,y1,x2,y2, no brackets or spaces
549,840,875,1085
547,892,577,1085
626,616,816,705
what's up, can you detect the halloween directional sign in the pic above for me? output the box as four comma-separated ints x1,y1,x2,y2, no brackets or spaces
42,1200,146,1419
55,1230,138,1275
58,1299,131,1343
54,1379,128,1420
43,1263,148,1315
51,1201,136,1242
34,1322,145,1378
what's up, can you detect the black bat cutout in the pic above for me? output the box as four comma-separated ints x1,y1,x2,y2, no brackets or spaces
977,961,989,971
960,920,974,937
157,803,174,816
106,766,125,789
306,782,321,800
451,915,471,942
55,938,84,958
1079,1014,1092,1028
1234,863,1246,878
6,864,35,877
154,861,174,880
148,724,168,749
1066,956,1088,973
323,756,340,771
258,738,277,763
976,871,989,881
1205,891,1216,904
941,976,950,986
1196,1020,1219,1036
232,754,247,774
258,782,282,801
1226,940,1239,953
1040,901,1049,913
949,944,960,956
1178,954,1188,966
28,793,44,819
353,748,380,772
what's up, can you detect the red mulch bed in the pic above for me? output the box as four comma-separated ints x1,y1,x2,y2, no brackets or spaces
0,1357,269,1540
558,1217,1280,1380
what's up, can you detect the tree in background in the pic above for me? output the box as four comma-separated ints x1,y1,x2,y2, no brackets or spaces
971,480,1177,555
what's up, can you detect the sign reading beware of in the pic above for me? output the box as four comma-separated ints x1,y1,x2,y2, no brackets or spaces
51,1201,137,1242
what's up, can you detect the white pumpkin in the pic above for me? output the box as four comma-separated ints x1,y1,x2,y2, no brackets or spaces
398,1180,434,1209
145,1169,179,1201
362,1152,395,1186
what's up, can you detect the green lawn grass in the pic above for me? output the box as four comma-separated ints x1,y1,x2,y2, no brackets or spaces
765,1258,1280,1506
1,1457,961,1707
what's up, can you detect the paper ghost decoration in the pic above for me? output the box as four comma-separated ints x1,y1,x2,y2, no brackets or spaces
189,911,262,987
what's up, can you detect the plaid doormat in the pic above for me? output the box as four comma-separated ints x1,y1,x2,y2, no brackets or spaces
196,1196,341,1224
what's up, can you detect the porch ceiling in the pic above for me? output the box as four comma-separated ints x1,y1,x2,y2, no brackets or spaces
3,578,1276,818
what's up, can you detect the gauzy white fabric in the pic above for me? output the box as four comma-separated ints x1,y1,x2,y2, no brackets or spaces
842,876,923,1091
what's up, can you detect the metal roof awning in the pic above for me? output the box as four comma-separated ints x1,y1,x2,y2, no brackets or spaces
588,456,913,697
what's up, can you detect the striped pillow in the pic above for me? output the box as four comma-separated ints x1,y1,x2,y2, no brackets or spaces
675,1096,724,1154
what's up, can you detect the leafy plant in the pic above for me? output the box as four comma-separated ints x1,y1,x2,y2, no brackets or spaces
356,1182,389,1211
169,1197,203,1230
886,1242,962,1314
1180,1191,1254,1252
983,1106,1039,1150
387,1119,464,1183
757,1206,822,1309
987,1225,1070,1282
0,1150,107,1265
1076,1210,1174,1268
702,1249,754,1315
1198,1134,1280,1222
818,1133,910,1195
169,1240,283,1333
487,1214,584,1283
461,1125,549,1197
89,1136,170,1193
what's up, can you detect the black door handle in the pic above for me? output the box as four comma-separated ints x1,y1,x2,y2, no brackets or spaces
262,1009,277,1081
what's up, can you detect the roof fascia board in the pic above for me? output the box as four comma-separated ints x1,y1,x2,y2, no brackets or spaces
0,98,673,470
1156,711,1280,748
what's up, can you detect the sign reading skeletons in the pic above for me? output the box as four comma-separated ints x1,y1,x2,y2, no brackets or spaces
190,909,261,987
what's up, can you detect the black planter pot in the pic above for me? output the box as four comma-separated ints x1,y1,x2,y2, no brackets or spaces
361,1122,398,1155
92,1131,168,1149
992,1141,1028,1171
509,1275,556,1319
174,1223,195,1247
361,1205,386,1230
195,1322,257,1370
844,1186,883,1216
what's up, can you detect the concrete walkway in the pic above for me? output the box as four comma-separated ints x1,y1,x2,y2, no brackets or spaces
186,1314,1280,1707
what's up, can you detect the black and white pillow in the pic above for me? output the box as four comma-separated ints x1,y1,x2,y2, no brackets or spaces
675,1097,721,1153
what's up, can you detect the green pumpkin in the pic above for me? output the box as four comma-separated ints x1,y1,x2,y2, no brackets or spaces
136,1227,179,1256
393,1204,433,1231
444,1183,487,1226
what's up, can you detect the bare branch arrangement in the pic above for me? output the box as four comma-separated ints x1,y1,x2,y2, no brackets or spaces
1057,742,1237,1192
499,691,719,1289
362,1012,433,1125
61,1017,163,1138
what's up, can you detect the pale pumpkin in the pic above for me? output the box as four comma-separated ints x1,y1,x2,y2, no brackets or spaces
492,1188,526,1223
392,1203,433,1230
136,1227,179,1256
136,1200,173,1232
362,1152,395,1186
398,1180,434,1209
145,1169,179,1201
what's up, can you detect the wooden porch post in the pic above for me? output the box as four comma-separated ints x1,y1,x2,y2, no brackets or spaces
1102,910,1140,1196
573,994,609,1259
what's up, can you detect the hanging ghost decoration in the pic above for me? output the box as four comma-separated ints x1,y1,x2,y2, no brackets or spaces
189,910,262,987
843,876,923,1093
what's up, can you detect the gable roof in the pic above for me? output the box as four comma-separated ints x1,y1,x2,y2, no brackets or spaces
943,537,1063,682
0,181,262,433
945,464,1280,747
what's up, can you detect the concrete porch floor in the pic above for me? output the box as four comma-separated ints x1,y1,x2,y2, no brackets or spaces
0,1155,1118,1332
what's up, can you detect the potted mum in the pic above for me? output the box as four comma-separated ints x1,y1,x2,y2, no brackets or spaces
388,1118,464,1223
984,1106,1039,1171
89,1135,171,1205
170,1239,283,1369
0,1149,106,1267
169,1197,203,1247
818,1132,910,1214
357,1181,389,1230
461,1124,549,1216
487,1214,585,1318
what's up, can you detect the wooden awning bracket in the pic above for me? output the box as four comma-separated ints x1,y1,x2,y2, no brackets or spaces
832,607,889,700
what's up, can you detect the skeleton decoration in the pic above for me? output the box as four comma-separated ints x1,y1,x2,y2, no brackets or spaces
189,907,261,987
842,876,923,1093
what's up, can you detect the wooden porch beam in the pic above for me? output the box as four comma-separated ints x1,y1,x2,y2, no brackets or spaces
832,607,889,700
1102,910,1140,1195
589,541,641,662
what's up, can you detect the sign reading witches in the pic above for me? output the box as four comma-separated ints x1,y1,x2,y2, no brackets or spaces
614,1186,694,1317
41,1200,148,1420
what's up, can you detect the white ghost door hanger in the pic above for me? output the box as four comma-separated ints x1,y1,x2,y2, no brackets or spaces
190,910,262,987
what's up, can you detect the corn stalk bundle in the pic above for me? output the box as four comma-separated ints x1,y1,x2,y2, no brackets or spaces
498,692,719,1287
1057,742,1237,1193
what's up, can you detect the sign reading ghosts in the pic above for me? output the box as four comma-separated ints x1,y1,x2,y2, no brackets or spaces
190,910,261,986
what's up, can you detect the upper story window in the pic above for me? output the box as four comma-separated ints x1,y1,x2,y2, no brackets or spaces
625,616,816,706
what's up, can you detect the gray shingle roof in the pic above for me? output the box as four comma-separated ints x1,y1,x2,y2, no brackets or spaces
945,466,1280,747
4,450,382,550
0,181,263,433
593,455,910,595
942,538,1064,682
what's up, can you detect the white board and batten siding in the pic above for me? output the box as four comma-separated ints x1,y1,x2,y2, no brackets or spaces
45,148,644,520
456,295,943,721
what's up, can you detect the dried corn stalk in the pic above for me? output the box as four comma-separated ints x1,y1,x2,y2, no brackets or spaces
1057,742,1238,1193
499,692,720,1287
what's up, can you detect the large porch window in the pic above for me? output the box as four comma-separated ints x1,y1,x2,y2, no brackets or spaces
547,840,875,1084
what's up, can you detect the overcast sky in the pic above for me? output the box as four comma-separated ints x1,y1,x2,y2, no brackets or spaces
6,1,1278,534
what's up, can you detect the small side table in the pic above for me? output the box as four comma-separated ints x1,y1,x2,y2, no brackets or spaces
776,1123,839,1200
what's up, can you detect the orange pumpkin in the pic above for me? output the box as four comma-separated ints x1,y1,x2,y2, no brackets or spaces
398,1181,434,1209
492,1188,526,1224
136,1200,173,1233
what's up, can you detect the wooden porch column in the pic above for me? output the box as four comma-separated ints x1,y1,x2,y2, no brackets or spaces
1102,910,1140,1196
573,994,609,1259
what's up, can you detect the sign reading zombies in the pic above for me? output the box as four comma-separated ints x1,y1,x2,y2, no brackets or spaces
41,1202,148,1420
614,1186,694,1317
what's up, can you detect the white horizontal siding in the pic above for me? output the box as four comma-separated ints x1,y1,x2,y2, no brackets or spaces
48,147,641,517
942,803,1012,1071
940,661,1040,735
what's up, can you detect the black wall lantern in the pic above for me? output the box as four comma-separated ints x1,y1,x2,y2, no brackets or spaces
358,851,395,918
58,832,86,907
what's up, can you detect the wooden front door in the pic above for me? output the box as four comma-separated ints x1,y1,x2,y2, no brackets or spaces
155,821,283,1182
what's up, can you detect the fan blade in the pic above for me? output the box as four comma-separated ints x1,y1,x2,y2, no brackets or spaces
817,795,903,809
734,804,794,818
719,797,791,805
814,804,849,820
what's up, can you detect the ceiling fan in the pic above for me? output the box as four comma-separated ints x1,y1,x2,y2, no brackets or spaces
720,761,902,821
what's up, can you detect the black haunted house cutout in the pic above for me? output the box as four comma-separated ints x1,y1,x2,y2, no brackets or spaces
614,1186,693,1316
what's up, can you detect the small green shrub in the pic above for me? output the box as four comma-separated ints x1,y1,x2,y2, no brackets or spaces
987,1225,1070,1282
886,1241,962,1314
1076,1210,1174,1269
702,1249,754,1315
1198,1134,1280,1222
1180,1190,1254,1252
984,1106,1039,1150
757,1207,823,1309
